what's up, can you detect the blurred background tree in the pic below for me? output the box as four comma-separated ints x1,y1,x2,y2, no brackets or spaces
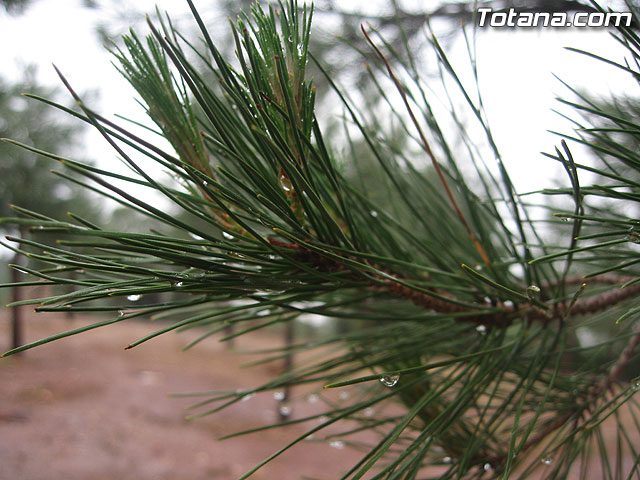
0,0,32,14
0,67,95,349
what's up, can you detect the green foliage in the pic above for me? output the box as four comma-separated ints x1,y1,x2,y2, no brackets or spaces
0,0,32,14
2,1,640,479
0,67,94,230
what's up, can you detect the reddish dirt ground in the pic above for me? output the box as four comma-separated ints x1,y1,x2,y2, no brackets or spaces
3,311,639,480
0,311,363,480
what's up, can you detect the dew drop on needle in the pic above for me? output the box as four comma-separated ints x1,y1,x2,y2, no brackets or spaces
279,404,292,417
380,375,400,387
526,284,541,300
279,173,292,192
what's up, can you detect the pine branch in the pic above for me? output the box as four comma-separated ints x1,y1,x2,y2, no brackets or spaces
3,1,640,478
490,324,640,470
275,237,640,328
600,326,640,393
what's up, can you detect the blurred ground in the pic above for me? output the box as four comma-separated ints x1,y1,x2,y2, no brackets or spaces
0,311,363,480
3,311,639,480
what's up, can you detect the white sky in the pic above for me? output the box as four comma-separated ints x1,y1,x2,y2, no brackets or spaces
0,0,637,201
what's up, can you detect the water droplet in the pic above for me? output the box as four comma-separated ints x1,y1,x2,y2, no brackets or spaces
632,381,640,392
306,393,319,404
222,231,235,240
203,180,208,186
560,216,570,222
175,282,184,287
627,227,640,244
503,300,514,309
273,391,285,401
339,391,349,401
541,456,553,465
526,284,541,300
380,375,400,387
476,324,487,335
364,407,375,417
118,311,125,317
267,254,277,260
241,393,255,402
279,172,293,192
483,463,492,472
278,404,292,417
443,456,452,464
127,294,141,302
189,232,203,240
329,440,344,450
370,210,378,218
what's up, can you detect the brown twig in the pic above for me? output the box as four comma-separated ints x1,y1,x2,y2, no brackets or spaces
490,325,640,470
599,325,640,393
269,237,639,326
544,274,637,288
270,236,640,470
526,281,640,323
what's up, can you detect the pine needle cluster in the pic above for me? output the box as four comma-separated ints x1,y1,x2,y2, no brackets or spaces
1,1,640,478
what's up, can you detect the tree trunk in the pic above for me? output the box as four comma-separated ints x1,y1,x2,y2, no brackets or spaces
278,321,295,422
66,270,75,321
10,248,23,352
